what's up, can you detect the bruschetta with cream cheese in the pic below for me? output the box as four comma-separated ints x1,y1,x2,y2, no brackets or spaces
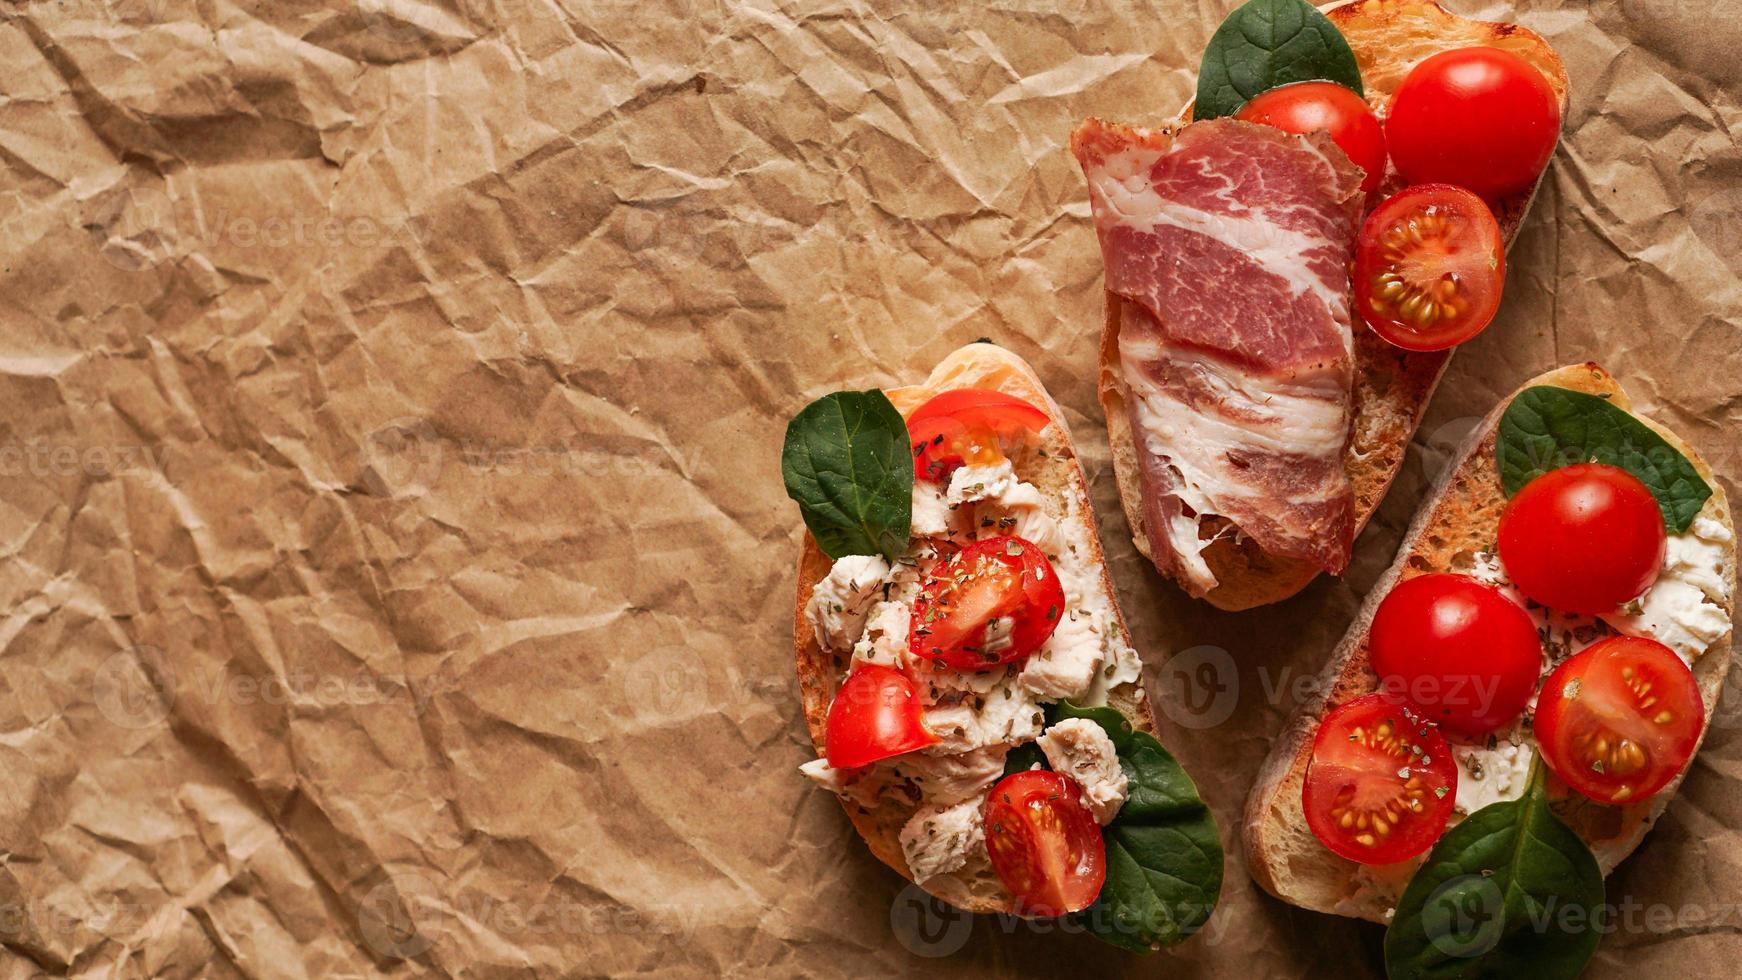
1243,363,1734,978
1075,0,1569,609
784,342,1221,952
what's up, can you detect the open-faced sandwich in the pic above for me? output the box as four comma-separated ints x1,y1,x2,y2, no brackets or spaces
1243,363,1734,977
783,342,1221,952
1073,0,1569,609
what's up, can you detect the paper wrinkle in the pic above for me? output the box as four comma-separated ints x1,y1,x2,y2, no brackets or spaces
0,0,1736,976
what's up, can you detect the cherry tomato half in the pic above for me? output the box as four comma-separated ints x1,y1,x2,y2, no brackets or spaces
824,664,938,768
1237,81,1387,194
1535,636,1703,806
1498,463,1666,615
1369,573,1542,737
984,769,1106,916
907,389,1051,484
1386,46,1561,200
1303,694,1458,865
1354,184,1505,351
910,535,1065,672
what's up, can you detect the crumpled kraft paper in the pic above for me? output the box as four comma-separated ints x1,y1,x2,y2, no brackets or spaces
0,0,1737,975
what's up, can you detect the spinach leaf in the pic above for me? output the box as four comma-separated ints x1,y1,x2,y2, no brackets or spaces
781,389,913,560
1049,702,1222,952
1385,762,1603,980
1003,741,1047,776
1194,0,1363,119
1496,385,1712,533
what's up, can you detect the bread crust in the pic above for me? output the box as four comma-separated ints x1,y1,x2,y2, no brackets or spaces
1241,363,1737,923
1100,0,1571,610
793,342,1160,915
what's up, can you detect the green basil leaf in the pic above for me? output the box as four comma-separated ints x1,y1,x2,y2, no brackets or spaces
781,389,913,560
1496,385,1713,533
1070,720,1223,953
1384,763,1603,980
1194,0,1363,119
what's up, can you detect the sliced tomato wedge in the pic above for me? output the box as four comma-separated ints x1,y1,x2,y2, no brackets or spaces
909,535,1065,672
1535,636,1703,806
907,389,1051,483
824,665,938,768
1303,694,1457,865
983,770,1106,916
1354,183,1505,352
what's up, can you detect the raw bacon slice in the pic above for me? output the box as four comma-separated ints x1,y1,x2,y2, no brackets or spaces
1072,117,1364,594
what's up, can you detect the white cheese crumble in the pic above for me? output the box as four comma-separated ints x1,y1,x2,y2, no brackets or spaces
900,798,985,883
1603,514,1733,663
892,745,1008,805
922,684,1045,753
911,479,963,538
803,555,891,652
798,758,897,810
850,599,910,670
1019,490,1142,705
1449,735,1534,816
945,462,1019,508
1037,718,1129,825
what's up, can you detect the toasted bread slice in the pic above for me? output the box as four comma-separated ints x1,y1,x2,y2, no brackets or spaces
794,342,1160,914
1100,0,1571,610
1242,363,1736,923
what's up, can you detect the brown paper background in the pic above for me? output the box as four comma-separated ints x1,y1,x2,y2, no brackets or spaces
1,0,1738,975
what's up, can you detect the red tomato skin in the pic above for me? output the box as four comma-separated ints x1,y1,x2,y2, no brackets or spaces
1386,47,1561,199
1368,573,1542,737
1302,694,1458,865
1237,81,1387,193
910,536,1065,672
1498,463,1667,615
983,770,1106,916
825,665,938,768
1354,183,1505,352
1535,636,1703,806
907,389,1050,483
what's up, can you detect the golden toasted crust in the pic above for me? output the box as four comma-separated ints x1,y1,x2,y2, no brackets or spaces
1241,364,1737,922
1102,0,1569,610
794,342,1159,914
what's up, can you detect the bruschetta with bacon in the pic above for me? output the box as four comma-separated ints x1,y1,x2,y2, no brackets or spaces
1075,0,1569,609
